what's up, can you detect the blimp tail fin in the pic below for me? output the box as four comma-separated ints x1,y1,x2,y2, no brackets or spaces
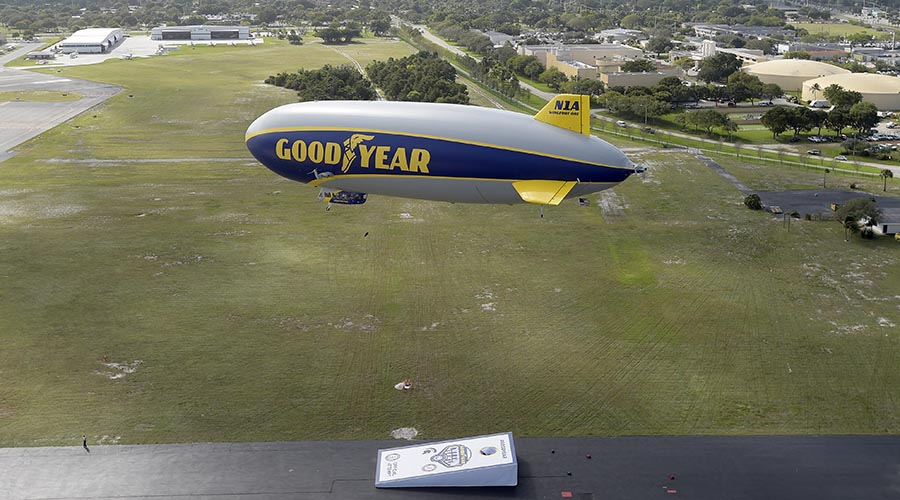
534,94,592,136
513,180,577,205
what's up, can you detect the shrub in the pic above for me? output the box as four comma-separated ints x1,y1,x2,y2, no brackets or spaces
744,193,762,210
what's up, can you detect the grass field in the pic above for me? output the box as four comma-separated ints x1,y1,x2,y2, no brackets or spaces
794,22,889,38
1,37,900,447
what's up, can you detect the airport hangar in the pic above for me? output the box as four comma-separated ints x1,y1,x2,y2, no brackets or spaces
743,59,850,92
801,72,900,110
151,25,250,41
58,28,125,54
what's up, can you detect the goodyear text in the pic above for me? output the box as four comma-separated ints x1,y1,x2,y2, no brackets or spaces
275,135,431,174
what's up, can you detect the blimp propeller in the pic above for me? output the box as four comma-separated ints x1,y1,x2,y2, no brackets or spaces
245,94,636,210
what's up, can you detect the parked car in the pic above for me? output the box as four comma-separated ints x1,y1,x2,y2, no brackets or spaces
835,155,848,161
807,149,821,155
756,101,774,106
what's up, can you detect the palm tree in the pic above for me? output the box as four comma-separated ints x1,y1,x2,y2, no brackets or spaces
881,169,894,191
844,215,859,241
810,83,822,100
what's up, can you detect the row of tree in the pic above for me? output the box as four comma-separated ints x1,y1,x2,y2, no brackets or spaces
759,84,878,140
264,65,377,102
366,51,469,104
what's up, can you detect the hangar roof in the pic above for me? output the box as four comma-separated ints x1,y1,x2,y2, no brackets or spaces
745,59,850,78
61,28,121,45
805,72,900,94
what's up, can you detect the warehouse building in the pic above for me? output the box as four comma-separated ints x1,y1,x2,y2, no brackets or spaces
743,59,850,91
150,25,250,41
801,73,900,110
58,28,124,54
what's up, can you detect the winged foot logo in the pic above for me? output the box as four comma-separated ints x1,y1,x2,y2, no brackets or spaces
274,133,431,174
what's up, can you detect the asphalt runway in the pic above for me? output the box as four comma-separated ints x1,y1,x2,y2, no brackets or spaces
758,189,900,217
3,435,899,499
0,45,121,162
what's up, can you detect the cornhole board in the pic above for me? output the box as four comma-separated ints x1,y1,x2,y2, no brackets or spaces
375,432,517,488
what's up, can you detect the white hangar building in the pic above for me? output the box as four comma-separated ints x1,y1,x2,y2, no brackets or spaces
58,28,125,54
150,25,250,41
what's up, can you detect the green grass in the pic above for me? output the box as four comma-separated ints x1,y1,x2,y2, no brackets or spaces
794,22,889,38
0,90,82,102
1,37,900,447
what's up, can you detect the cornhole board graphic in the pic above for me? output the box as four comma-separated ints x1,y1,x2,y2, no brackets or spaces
375,432,517,488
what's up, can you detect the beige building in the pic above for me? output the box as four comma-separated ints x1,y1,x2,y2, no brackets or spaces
600,68,682,89
744,59,850,91
801,73,900,110
546,52,598,80
518,44,644,82
518,44,642,67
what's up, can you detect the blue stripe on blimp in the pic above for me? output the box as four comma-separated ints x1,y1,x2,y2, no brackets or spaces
246,130,632,185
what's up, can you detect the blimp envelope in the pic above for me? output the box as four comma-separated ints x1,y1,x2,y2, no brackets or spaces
375,432,517,488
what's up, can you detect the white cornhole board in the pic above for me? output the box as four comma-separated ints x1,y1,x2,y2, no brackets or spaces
375,432,517,488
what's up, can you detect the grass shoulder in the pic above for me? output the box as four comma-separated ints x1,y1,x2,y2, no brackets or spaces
0,90,82,102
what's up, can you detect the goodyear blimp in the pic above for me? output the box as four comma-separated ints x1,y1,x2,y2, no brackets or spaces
245,94,637,207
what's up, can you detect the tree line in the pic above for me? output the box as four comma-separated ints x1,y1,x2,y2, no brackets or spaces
265,51,468,105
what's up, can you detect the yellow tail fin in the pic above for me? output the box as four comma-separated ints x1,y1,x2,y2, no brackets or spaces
533,94,591,136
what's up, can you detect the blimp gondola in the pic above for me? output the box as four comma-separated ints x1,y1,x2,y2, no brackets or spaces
245,94,636,207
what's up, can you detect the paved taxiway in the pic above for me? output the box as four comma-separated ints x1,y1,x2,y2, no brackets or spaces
3,436,899,499
0,45,121,162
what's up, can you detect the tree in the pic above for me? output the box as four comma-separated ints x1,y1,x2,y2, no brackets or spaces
370,17,391,36
841,138,868,156
646,36,673,57
538,67,568,91
823,84,863,108
687,109,728,134
698,53,742,83
265,65,376,102
744,193,762,210
559,78,604,98
745,38,775,55
760,106,792,138
849,101,879,134
789,107,817,138
810,83,822,100
881,169,894,191
760,83,782,103
826,107,851,137
836,198,882,236
783,50,811,59
843,215,859,240
726,71,763,103
315,24,361,44
621,59,655,73
367,52,468,104
811,109,828,136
